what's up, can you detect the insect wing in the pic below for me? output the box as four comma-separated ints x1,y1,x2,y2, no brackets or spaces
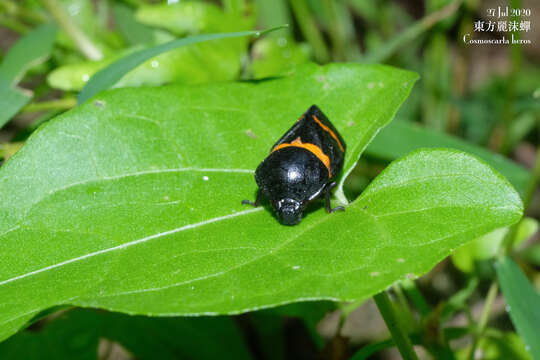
272,114,321,150
271,105,345,177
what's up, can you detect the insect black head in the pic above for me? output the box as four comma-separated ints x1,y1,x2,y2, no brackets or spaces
272,198,304,226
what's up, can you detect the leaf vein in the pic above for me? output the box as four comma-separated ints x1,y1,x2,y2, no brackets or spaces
0,207,262,286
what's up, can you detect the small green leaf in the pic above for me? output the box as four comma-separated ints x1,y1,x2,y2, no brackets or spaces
515,217,539,245
77,27,284,103
0,64,522,342
455,331,532,360
480,331,533,360
113,4,155,46
0,24,57,128
0,24,57,85
0,80,31,129
49,39,246,91
0,309,99,360
366,120,529,195
452,228,507,273
254,0,292,33
451,218,537,273
258,300,335,349
135,1,251,35
0,309,252,360
496,257,540,359
521,244,540,267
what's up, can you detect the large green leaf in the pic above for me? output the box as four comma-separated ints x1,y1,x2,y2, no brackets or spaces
0,64,522,342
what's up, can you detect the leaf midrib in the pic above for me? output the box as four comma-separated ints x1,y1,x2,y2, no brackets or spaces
0,206,264,287
0,217,495,323
76,214,499,315
0,170,519,288
0,167,254,238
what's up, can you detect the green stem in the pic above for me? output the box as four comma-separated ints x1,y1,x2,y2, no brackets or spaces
0,142,24,160
472,120,540,359
521,148,540,210
392,284,420,329
117,0,144,7
441,277,478,321
21,97,77,113
1,0,47,24
401,279,431,317
392,284,411,312
352,338,395,360
0,15,31,33
322,0,344,61
289,0,330,63
364,0,462,63
339,300,364,319
223,0,246,13
499,0,522,154
41,0,103,60
468,141,540,357
354,328,469,360
500,147,540,254
466,281,498,360
373,291,419,360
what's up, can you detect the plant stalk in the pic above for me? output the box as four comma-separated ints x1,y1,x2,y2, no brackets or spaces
500,146,540,255
373,291,419,360
41,0,103,60
472,131,540,358
21,97,77,113
472,121,540,358
117,0,145,7
2,0,47,24
289,0,330,63
466,281,498,360
364,0,463,63
401,279,431,317
0,15,30,33
498,0,522,154
0,142,24,161
223,0,246,13
322,0,345,61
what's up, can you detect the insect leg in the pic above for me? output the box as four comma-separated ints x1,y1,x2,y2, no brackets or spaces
324,182,345,213
242,190,262,207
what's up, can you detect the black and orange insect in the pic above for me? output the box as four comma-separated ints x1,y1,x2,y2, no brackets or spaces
242,105,346,225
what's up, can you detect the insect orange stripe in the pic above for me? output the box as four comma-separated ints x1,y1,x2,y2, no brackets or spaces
312,115,345,152
272,138,332,177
